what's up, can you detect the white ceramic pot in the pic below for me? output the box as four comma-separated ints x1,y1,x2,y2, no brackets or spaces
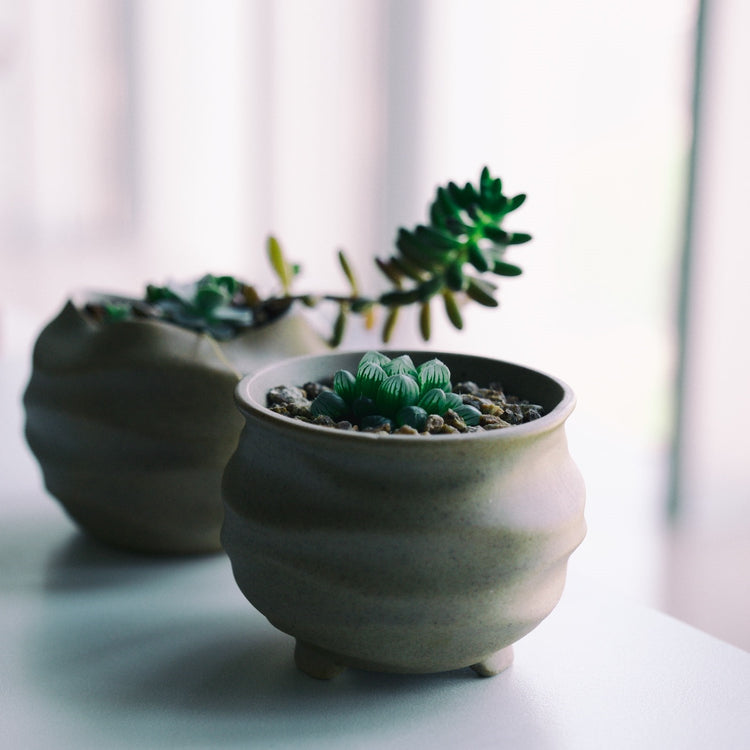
24,300,327,554
221,350,586,677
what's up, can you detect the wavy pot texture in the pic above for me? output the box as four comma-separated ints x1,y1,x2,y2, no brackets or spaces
222,351,586,676
24,300,326,554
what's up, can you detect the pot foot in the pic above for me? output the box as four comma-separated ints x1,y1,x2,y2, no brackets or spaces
470,646,514,677
294,640,346,680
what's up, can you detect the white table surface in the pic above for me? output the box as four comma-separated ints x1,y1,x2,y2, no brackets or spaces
2,357,750,750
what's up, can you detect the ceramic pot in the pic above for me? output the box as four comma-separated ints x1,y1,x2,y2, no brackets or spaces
23,299,327,554
221,350,586,678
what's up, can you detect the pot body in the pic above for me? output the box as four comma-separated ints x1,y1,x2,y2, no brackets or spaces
221,350,586,675
23,300,327,554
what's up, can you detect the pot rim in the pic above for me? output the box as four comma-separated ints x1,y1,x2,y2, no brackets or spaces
233,349,577,445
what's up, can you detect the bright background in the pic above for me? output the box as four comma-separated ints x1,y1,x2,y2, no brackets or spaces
1,1,747,648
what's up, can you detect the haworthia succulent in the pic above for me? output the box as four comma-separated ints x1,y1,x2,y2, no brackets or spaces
306,351,502,433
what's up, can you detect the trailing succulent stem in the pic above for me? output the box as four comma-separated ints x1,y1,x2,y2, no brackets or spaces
89,166,529,344
310,351,482,432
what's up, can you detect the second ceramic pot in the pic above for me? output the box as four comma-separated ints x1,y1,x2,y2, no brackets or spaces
24,300,327,554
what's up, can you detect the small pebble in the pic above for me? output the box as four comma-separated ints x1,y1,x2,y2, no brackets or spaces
394,424,419,435
479,401,504,416
522,405,543,421
443,409,468,432
425,414,445,434
362,422,392,434
287,403,313,419
267,385,309,407
479,414,511,429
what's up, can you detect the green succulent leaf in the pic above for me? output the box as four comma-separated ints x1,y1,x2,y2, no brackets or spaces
195,286,226,312
215,275,240,293
359,351,391,368
268,236,292,294
356,361,388,399
444,392,463,410
506,193,527,213
330,304,348,347
505,232,533,245
480,166,499,199
445,260,465,292
417,275,444,302
376,373,420,417
442,290,464,330
396,405,428,431
389,255,427,282
311,391,348,420
352,395,377,419
492,260,523,277
467,243,491,273
338,249,359,295
454,182,484,221
380,288,422,307
333,369,358,402
375,257,403,287
466,277,499,307
384,355,417,378
454,403,482,426
418,387,447,415
483,225,509,244
418,301,431,341
145,284,173,304
103,302,129,321
381,306,400,343
435,186,461,219
414,224,464,250
481,182,508,214
395,229,436,270
417,358,451,394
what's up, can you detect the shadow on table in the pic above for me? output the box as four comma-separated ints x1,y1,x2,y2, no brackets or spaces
44,528,216,591
25,533,556,748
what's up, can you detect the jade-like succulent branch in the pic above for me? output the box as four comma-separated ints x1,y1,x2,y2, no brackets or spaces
372,166,530,342
88,166,529,344
310,351,481,432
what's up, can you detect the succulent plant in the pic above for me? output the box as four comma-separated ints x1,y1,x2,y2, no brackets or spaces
86,166,529,345
373,166,530,342
310,351,482,432
84,273,294,341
